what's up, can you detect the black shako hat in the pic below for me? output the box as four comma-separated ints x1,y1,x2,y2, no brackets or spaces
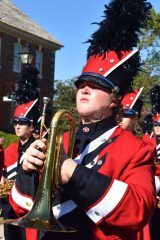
12,55,40,125
75,0,152,97
122,88,144,117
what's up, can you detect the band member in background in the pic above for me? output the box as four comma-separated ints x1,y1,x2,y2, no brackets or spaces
149,85,160,240
0,137,4,177
0,137,5,216
120,88,144,134
1,99,39,240
8,1,157,240
142,114,154,144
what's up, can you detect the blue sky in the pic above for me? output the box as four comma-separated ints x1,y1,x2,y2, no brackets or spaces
12,0,160,81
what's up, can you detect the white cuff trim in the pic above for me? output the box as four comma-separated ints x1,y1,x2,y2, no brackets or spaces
86,179,128,223
11,183,33,211
155,176,160,195
53,200,77,219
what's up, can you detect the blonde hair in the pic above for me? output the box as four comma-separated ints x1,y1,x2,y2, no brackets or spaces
111,90,123,124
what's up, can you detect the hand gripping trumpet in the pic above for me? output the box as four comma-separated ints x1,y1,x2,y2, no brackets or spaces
4,109,77,232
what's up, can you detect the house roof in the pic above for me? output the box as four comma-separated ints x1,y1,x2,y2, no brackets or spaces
0,0,63,50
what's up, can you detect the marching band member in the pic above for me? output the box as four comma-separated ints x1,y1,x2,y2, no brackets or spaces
120,88,144,134
142,114,154,144
8,0,156,240
149,85,160,240
0,137,4,178
1,100,40,240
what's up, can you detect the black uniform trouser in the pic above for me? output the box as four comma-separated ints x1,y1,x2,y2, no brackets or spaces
1,198,25,240
150,208,160,240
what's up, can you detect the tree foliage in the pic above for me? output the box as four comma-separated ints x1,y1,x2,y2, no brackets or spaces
53,78,79,131
53,78,76,113
134,8,160,112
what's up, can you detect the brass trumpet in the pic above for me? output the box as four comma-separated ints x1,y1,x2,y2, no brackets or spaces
0,179,14,198
5,109,77,232
39,97,50,139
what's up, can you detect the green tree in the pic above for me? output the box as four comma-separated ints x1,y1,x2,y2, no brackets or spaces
134,8,160,111
53,78,77,113
53,78,79,131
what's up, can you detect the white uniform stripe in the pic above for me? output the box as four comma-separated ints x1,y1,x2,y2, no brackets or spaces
7,162,17,172
52,200,77,219
19,153,26,164
74,126,118,164
103,50,138,77
155,176,160,195
86,156,98,169
11,183,33,211
8,171,17,179
156,144,160,150
86,180,128,223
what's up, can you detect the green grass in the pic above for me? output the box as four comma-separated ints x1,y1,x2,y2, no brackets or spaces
0,131,18,149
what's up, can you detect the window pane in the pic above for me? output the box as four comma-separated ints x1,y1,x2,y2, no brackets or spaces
35,50,43,77
13,43,22,72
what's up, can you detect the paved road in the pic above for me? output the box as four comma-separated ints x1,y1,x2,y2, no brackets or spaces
0,224,4,240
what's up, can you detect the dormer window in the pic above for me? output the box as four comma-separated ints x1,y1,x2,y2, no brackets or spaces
13,42,22,72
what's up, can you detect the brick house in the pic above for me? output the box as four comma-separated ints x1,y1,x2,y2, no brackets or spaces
0,0,63,132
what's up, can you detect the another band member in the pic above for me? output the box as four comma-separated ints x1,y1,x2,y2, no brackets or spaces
120,88,143,133
1,100,39,240
8,1,157,240
0,137,4,178
149,85,160,240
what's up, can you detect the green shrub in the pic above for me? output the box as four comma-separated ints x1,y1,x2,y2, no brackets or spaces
0,131,18,149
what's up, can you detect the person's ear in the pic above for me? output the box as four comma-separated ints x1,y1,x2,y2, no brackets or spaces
30,124,34,132
110,102,117,108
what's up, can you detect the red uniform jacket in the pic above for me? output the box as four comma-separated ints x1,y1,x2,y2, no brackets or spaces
142,133,160,196
4,141,38,240
10,124,157,240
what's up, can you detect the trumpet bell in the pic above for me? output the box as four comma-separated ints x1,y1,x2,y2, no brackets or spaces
5,212,75,232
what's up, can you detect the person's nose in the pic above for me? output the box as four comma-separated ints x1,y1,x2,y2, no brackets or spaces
81,85,90,94
14,123,20,128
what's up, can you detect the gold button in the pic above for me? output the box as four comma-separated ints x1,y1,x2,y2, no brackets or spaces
26,202,31,206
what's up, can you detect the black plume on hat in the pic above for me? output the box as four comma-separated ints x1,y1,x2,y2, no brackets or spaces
150,85,160,116
87,0,152,57
76,0,152,97
14,65,40,104
142,114,153,134
86,0,151,82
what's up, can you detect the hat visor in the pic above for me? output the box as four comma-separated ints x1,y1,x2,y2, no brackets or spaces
75,72,117,91
123,108,138,117
153,121,160,126
12,116,32,124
